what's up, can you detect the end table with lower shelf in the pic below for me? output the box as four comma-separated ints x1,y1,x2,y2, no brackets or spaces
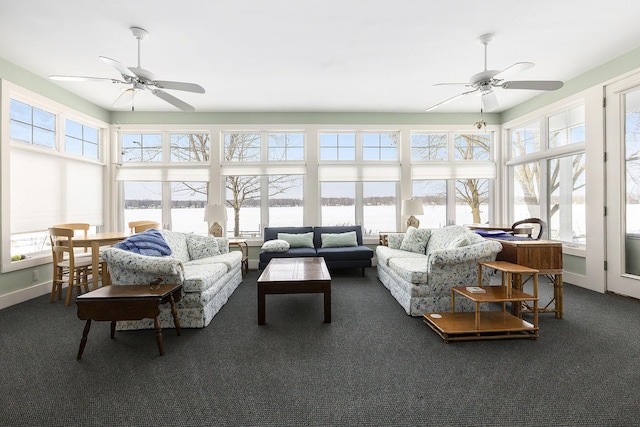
229,238,249,277
423,261,539,343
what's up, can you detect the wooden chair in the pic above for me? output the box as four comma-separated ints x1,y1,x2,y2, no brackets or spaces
53,223,90,255
511,218,546,240
128,221,160,234
49,227,94,306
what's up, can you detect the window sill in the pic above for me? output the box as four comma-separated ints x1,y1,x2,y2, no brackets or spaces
2,253,50,273
562,244,586,257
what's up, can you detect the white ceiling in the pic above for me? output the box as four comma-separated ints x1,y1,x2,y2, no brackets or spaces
2,0,640,113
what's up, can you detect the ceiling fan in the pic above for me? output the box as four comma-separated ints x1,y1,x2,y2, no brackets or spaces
426,33,563,112
49,26,205,112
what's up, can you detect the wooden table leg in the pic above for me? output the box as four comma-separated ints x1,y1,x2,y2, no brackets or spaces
324,284,331,323
258,284,266,325
154,316,164,356
170,294,181,335
77,319,92,360
110,320,116,339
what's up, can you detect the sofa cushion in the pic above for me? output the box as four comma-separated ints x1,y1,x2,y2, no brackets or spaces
113,229,172,257
448,234,470,248
278,232,315,248
186,234,221,260
316,245,373,261
321,231,358,248
389,257,430,284
259,247,317,265
376,246,426,267
261,239,290,252
182,263,228,293
159,229,191,263
399,227,431,254
426,225,468,253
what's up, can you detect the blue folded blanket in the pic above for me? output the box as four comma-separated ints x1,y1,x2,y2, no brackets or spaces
114,229,172,256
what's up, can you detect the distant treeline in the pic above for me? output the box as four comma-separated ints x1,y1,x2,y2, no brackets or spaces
125,196,445,209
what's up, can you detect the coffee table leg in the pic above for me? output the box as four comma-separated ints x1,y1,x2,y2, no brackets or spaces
324,284,331,323
77,319,92,360
258,283,266,325
110,320,116,339
154,317,164,356
170,294,181,336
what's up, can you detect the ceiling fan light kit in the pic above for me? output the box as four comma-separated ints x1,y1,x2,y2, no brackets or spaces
49,26,205,112
426,33,564,113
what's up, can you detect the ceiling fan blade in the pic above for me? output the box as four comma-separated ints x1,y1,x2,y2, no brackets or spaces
151,89,195,112
493,62,535,80
49,75,126,84
152,80,206,94
99,56,137,79
433,82,473,87
501,80,564,91
481,91,499,112
426,88,479,112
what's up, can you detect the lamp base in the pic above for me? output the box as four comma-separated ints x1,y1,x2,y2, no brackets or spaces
208,222,223,237
406,215,420,229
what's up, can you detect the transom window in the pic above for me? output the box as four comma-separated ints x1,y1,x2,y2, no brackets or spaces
224,132,260,162
170,133,210,162
10,99,55,148
319,133,356,161
411,133,447,160
362,133,397,161
121,133,162,162
268,133,304,161
65,119,99,159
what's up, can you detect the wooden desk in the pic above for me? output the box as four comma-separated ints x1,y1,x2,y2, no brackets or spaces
69,232,127,291
492,239,563,319
76,283,182,359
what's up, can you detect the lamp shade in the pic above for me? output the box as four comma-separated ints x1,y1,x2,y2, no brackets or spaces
401,199,424,216
204,204,227,222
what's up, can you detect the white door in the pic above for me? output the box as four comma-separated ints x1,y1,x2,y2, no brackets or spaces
605,74,640,299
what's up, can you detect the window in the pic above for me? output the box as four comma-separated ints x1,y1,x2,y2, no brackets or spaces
226,175,261,237
319,133,356,161
363,182,397,235
363,133,397,161
456,178,489,224
268,175,304,227
454,133,491,160
321,182,355,226
123,182,162,228
412,180,447,228
411,133,447,160
65,119,99,159
268,133,304,161
171,181,208,234
121,133,162,162
170,133,210,162
4,89,106,269
10,99,55,148
224,132,260,162
508,103,585,244
511,122,540,156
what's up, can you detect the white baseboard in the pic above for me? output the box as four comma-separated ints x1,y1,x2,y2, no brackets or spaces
0,281,52,310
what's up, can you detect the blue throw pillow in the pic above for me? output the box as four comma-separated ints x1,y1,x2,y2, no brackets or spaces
114,229,172,257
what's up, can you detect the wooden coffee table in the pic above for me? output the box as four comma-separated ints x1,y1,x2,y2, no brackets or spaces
257,257,331,325
75,283,182,359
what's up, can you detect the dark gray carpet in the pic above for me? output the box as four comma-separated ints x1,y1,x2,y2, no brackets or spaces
1,269,639,426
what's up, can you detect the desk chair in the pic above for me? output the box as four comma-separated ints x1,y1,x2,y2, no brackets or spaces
128,221,160,234
49,227,93,306
511,218,546,240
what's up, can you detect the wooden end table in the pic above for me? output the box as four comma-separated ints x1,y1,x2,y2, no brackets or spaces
257,257,331,325
75,283,182,359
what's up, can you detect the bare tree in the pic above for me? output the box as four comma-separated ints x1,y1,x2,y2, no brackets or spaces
454,134,491,222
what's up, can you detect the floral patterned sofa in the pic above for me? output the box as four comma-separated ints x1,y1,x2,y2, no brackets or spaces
101,229,243,330
376,225,502,316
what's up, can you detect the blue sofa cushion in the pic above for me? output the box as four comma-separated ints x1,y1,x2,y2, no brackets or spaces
114,229,172,257
316,246,374,261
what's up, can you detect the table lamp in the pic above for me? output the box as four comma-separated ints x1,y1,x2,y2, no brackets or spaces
402,199,424,229
204,204,227,237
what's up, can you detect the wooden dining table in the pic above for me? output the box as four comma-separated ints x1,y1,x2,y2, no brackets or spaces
68,232,128,291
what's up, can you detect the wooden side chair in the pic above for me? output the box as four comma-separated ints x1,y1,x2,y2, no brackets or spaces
53,223,91,256
511,218,546,240
128,220,160,234
49,227,94,306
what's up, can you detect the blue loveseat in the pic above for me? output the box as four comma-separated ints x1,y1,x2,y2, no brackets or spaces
258,225,374,275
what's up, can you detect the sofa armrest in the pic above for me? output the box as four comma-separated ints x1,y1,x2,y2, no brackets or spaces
101,248,185,283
